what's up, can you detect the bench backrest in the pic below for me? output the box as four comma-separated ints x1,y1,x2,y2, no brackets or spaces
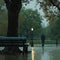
0,37,26,46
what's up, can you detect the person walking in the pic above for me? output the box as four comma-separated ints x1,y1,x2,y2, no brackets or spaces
41,34,45,47
41,34,45,52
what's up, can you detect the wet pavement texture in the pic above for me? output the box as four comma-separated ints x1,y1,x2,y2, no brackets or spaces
0,44,60,60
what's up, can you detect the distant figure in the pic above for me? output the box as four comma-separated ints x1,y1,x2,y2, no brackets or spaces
41,34,45,47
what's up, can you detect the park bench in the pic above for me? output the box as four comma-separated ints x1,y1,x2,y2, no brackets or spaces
0,36,29,53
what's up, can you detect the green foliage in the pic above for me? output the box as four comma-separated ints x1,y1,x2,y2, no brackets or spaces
47,13,60,39
0,0,4,4
0,11,8,36
18,9,42,38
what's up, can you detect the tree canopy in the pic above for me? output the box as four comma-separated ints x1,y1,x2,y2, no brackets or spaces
48,13,60,40
18,8,42,38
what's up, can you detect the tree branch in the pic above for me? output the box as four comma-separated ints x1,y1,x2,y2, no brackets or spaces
49,0,60,10
4,0,10,9
4,0,9,3
4,0,22,13
11,0,22,13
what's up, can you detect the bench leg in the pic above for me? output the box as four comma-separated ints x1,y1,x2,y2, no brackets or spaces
23,45,28,53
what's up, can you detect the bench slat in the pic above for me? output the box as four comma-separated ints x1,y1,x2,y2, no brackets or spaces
0,37,26,46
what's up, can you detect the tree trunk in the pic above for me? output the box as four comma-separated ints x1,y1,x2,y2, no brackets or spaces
7,10,18,37
2,0,22,55
2,12,21,54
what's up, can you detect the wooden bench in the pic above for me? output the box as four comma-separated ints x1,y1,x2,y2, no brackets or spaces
0,36,28,53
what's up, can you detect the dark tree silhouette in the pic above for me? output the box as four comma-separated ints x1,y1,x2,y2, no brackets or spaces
4,0,22,36
2,0,22,54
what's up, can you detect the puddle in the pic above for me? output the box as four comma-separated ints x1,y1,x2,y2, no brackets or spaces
41,52,50,60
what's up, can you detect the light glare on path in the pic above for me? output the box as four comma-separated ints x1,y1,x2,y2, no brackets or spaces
32,47,34,60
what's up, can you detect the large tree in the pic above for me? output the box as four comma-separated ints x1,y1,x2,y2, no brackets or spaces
42,0,60,39
48,13,60,40
4,0,22,36
2,0,22,54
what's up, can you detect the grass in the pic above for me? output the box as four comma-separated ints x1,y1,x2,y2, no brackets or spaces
27,39,60,44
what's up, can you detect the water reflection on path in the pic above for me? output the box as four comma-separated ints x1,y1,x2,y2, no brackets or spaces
41,51,50,60
31,46,60,60
0,45,60,60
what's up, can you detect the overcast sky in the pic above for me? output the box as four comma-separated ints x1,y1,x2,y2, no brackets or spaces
22,0,49,28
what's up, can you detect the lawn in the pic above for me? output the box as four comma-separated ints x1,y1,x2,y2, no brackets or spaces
27,39,60,44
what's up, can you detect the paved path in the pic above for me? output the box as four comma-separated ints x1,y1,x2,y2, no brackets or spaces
27,44,60,60
0,44,60,60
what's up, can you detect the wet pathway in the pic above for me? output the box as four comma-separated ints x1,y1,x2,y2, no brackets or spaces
28,45,60,60
0,44,60,60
